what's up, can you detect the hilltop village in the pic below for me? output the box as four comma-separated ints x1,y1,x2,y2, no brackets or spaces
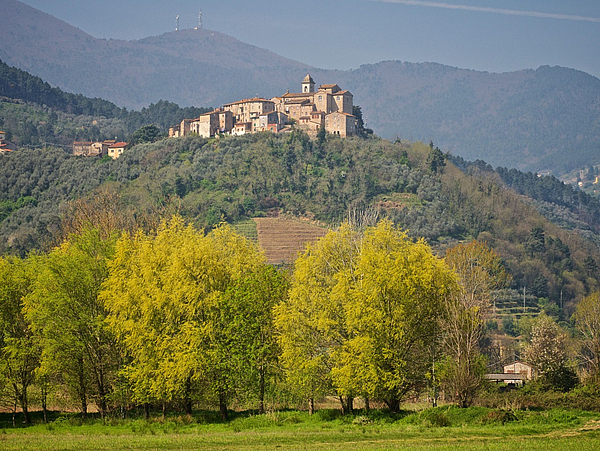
67,75,357,159
169,75,358,139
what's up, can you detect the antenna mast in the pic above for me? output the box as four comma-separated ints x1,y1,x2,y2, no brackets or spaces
175,14,180,31
198,10,203,29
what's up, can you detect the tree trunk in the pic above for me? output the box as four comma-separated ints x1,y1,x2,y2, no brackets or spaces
385,398,400,413
96,369,108,418
258,368,265,414
77,358,88,419
308,397,315,415
184,375,193,415
340,396,353,415
144,403,150,420
19,386,30,424
218,392,228,421
42,384,48,423
364,397,370,411
12,397,17,428
162,402,167,420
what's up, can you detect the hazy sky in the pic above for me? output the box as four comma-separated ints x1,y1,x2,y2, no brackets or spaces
18,0,600,78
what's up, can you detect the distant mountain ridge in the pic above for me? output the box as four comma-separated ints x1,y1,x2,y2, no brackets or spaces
2,0,600,174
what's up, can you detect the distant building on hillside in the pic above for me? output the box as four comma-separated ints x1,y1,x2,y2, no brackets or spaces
108,142,129,159
169,75,357,139
72,139,127,158
0,131,16,154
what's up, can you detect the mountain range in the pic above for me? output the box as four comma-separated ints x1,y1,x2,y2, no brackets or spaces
1,0,600,175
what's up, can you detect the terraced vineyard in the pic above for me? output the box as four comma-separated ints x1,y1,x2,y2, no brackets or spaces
253,217,329,266
491,289,541,320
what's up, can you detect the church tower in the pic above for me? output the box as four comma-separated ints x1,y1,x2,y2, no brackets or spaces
301,74,315,93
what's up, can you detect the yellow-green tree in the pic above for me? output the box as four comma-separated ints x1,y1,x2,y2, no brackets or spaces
442,240,510,407
102,218,266,419
24,229,118,417
346,222,457,411
0,256,39,424
275,224,361,414
276,221,457,413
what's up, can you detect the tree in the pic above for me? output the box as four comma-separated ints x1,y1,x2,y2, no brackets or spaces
0,256,39,424
25,228,119,417
574,292,600,383
352,105,373,138
524,314,578,391
525,227,546,256
219,265,288,413
347,221,457,411
442,240,510,407
275,224,360,414
427,141,446,173
103,218,265,419
276,221,457,413
130,124,165,145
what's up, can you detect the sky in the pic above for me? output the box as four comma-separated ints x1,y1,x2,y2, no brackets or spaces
17,0,600,79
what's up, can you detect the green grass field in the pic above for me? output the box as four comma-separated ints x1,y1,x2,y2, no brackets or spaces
2,406,600,450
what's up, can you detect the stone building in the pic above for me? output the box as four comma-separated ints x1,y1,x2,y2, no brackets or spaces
108,142,129,159
271,74,357,137
73,139,117,157
169,75,357,139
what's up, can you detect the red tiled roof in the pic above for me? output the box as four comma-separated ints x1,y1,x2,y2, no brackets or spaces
109,142,128,148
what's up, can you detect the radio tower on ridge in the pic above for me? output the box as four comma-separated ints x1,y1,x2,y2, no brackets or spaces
175,14,180,31
198,10,203,29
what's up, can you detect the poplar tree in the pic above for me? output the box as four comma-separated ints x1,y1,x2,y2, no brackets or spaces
103,218,267,419
276,221,457,413
0,256,39,424
25,229,118,418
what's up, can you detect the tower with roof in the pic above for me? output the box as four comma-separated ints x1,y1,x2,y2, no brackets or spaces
302,74,315,93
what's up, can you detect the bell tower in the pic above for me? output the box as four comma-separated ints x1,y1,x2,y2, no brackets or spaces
301,74,315,93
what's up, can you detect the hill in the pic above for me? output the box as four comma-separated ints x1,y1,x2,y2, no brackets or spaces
2,0,600,175
0,59,212,148
1,132,599,319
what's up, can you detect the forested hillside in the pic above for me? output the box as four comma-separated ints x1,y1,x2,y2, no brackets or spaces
1,132,599,316
0,59,211,147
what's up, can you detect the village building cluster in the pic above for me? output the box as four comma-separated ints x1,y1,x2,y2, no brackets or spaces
72,140,129,159
169,75,358,139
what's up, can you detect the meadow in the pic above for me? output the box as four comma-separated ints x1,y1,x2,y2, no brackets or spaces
2,406,600,450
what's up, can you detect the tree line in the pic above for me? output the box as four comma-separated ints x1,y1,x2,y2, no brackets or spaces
2,215,599,423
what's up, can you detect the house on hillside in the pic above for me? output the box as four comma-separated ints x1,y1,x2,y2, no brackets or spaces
73,139,117,157
271,74,357,137
0,131,16,153
108,142,129,159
